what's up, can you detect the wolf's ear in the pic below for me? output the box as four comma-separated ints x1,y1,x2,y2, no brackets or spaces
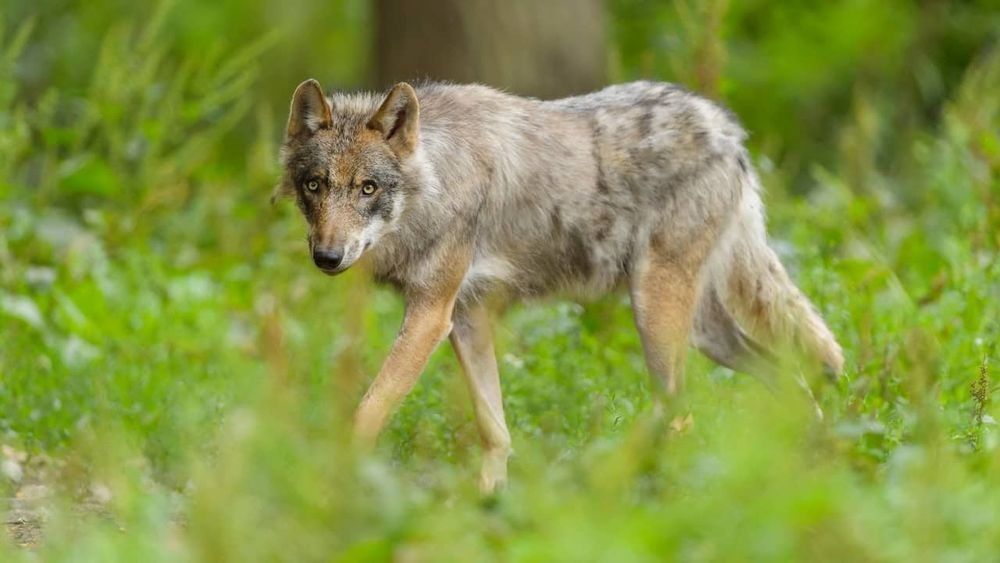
287,79,333,138
367,82,419,156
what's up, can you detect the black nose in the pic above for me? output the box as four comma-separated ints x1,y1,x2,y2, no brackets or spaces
312,247,344,271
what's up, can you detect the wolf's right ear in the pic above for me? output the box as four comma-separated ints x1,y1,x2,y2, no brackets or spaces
287,79,333,138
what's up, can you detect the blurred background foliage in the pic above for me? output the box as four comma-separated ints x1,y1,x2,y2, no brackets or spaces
0,0,998,560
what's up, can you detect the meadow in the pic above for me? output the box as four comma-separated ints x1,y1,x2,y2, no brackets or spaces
1,1,998,560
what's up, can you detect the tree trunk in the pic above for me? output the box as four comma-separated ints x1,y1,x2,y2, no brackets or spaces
374,0,607,99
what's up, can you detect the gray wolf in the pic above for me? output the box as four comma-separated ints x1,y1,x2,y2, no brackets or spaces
275,78,844,492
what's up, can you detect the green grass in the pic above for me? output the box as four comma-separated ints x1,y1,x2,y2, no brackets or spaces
1,1,999,560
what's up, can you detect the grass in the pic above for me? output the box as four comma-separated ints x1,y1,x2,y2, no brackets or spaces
1,1,999,560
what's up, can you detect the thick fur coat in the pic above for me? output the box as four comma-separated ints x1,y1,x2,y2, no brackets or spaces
278,79,843,491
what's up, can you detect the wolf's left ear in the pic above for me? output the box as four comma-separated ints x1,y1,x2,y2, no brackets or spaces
287,79,333,138
367,82,419,156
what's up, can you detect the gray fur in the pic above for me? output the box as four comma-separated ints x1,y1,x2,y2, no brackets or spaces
283,82,741,296
280,79,845,490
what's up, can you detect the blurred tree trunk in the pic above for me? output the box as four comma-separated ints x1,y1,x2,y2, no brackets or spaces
374,0,607,99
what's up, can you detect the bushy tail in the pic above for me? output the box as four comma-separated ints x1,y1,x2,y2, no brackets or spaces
712,191,844,375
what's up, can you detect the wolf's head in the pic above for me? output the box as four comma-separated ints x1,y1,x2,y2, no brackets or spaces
276,79,419,275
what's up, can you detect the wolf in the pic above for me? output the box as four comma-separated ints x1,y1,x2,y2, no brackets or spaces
275,78,844,492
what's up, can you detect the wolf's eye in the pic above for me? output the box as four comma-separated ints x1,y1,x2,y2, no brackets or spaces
305,180,319,192
361,180,377,196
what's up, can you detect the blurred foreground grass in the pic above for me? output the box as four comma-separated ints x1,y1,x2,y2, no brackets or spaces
1,1,999,560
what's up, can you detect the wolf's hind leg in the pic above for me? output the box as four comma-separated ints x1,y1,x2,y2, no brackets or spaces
629,240,704,397
450,302,512,494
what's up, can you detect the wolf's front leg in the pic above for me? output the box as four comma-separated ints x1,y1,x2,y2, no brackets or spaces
353,289,461,447
450,302,512,493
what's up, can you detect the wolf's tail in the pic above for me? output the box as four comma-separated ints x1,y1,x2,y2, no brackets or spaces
709,179,844,375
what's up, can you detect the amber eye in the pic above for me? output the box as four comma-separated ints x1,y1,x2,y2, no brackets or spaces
305,180,320,192
361,181,377,196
